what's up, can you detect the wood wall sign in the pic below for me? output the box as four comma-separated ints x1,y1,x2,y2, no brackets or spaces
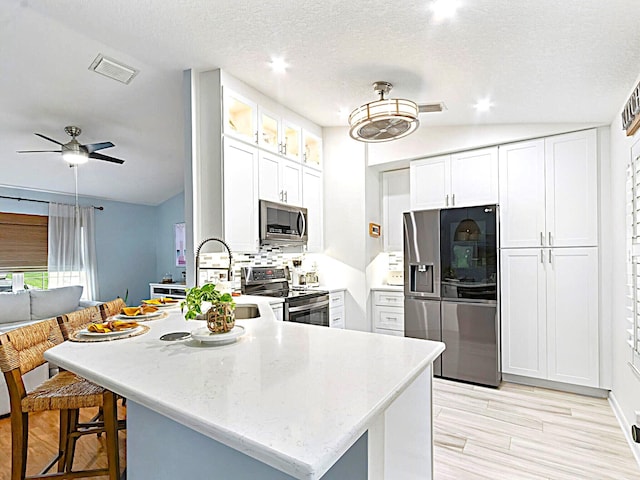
622,80,640,136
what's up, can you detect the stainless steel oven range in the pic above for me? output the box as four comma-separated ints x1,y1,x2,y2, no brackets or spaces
241,266,330,326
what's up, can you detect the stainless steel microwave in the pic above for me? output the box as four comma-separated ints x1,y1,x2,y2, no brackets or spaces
259,200,308,246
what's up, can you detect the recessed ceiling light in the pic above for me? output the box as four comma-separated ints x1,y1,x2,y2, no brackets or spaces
269,57,289,74
430,0,461,22
474,98,493,112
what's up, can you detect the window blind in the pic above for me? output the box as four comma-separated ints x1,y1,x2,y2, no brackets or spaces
0,212,48,271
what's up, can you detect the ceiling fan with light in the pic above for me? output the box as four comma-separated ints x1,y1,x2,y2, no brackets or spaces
17,126,125,165
348,81,446,143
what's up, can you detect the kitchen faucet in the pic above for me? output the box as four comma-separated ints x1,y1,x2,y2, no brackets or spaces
194,237,233,287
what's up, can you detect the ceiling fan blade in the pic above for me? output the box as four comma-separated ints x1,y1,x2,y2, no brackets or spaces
17,150,61,153
89,151,125,164
34,133,64,146
418,102,447,114
84,141,115,153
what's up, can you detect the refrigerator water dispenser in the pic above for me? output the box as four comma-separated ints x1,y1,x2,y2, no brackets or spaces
410,264,434,294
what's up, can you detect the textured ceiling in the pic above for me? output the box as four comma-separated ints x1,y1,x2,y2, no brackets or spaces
1,0,640,204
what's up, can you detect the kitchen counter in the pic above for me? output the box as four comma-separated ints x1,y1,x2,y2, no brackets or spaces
45,296,444,480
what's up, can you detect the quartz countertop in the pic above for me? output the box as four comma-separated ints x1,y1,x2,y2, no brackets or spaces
45,296,444,480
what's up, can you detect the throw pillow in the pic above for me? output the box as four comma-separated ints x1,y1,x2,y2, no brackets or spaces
30,285,83,320
0,290,31,324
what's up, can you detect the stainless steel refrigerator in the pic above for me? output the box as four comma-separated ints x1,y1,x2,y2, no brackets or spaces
404,205,501,387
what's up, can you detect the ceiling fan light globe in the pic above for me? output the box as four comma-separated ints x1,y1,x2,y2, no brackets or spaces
348,98,419,143
62,151,89,165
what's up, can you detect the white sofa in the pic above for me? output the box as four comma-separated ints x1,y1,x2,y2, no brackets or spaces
0,285,101,416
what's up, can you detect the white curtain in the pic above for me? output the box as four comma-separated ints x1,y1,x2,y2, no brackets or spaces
48,202,98,300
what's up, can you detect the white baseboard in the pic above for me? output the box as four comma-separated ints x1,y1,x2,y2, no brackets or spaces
609,391,640,468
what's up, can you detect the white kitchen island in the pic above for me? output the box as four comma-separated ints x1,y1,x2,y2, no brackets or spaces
44,296,445,480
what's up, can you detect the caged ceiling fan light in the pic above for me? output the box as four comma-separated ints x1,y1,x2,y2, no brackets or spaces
348,81,420,143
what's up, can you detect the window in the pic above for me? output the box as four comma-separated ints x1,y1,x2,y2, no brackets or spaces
626,143,640,365
0,213,49,292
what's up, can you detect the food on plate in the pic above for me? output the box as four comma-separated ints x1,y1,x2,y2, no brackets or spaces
142,297,179,305
121,305,159,316
87,320,139,333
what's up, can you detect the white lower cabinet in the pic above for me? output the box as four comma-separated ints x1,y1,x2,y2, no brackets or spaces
500,247,599,387
329,290,345,329
372,290,404,336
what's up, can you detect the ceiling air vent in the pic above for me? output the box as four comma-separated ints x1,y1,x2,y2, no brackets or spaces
89,54,138,85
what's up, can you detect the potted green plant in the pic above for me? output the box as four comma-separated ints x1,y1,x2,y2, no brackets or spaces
181,283,236,333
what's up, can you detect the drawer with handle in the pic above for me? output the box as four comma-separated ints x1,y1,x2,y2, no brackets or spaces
374,306,404,331
329,291,345,309
373,290,403,307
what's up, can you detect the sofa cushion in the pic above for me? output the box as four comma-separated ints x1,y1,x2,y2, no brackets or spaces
30,285,83,320
0,290,31,324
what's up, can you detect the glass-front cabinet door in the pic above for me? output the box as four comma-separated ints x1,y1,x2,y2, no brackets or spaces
259,109,280,153
223,88,257,144
282,121,301,161
303,130,322,170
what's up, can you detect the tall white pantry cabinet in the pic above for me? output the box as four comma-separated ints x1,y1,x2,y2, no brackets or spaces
499,129,600,388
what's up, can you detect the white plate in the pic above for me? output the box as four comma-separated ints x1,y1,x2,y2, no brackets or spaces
78,325,142,338
190,325,245,345
115,311,163,320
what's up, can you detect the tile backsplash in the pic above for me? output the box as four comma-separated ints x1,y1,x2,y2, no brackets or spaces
198,247,305,289
388,251,403,271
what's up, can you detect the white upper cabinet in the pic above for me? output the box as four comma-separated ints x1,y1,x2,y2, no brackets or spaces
223,89,258,145
282,120,302,162
499,139,546,248
410,155,449,210
382,169,410,252
303,130,322,171
258,108,280,153
258,152,302,205
302,167,323,252
223,137,259,252
545,130,598,247
499,130,597,248
410,147,498,210
449,148,499,207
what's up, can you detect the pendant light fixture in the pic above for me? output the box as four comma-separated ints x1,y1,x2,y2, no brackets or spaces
348,81,420,143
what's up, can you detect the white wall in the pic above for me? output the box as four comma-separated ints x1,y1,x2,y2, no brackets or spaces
320,127,369,331
609,71,640,449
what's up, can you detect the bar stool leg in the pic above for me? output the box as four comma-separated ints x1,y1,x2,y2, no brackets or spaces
64,409,80,472
58,409,70,472
103,391,121,480
11,411,28,480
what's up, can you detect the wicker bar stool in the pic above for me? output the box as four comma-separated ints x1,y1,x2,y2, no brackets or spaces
57,306,102,341
0,318,121,480
99,298,126,321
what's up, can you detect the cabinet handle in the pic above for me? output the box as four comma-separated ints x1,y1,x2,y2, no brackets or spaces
283,143,287,155
452,193,455,205
279,191,283,201
548,231,552,246
445,194,449,206
540,232,544,246
540,249,544,263
284,191,288,203
303,152,307,162
255,132,259,144
549,251,552,264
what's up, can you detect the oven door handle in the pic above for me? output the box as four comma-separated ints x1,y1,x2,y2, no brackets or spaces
288,301,329,313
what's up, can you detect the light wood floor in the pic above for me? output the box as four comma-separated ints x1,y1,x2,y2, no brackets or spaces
0,382,638,479
0,406,126,480
433,379,640,480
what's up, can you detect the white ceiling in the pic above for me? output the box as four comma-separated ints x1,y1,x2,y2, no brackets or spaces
2,0,640,205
